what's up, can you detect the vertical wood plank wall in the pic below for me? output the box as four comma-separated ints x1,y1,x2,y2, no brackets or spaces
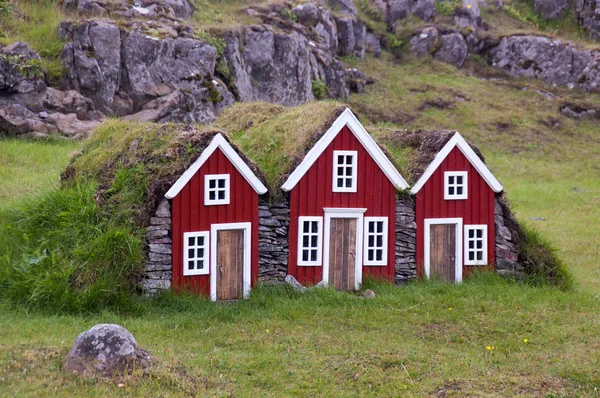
415,147,496,279
171,148,259,296
288,126,397,286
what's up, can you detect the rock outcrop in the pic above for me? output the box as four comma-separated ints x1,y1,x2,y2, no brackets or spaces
64,324,151,376
489,35,600,93
410,27,469,68
534,0,569,19
62,0,196,19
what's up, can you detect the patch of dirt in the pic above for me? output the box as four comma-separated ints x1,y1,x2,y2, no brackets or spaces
539,117,561,130
432,380,464,397
495,121,512,132
356,104,415,124
418,98,455,111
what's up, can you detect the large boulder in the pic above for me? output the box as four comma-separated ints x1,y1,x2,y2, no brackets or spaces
454,0,481,28
534,0,569,19
43,88,103,121
64,324,151,376
223,26,314,105
0,104,48,136
410,27,440,57
434,33,468,68
0,42,46,95
325,0,357,16
576,0,600,40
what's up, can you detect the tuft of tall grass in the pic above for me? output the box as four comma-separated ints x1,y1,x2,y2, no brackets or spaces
0,182,144,314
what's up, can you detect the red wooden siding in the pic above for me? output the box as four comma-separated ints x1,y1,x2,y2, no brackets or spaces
288,126,397,285
415,147,496,278
171,148,259,296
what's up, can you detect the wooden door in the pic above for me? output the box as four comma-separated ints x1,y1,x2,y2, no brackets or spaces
429,224,456,282
216,229,244,300
328,218,357,290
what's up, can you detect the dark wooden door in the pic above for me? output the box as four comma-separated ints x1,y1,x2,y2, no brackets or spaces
328,218,357,290
216,229,244,300
429,224,456,282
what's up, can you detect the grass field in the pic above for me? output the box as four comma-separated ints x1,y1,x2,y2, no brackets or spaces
1,55,600,395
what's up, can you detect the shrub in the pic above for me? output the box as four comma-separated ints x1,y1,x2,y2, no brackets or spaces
312,79,329,100
436,0,461,16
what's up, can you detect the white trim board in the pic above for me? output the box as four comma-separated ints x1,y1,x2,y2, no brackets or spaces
281,108,409,192
410,132,503,195
210,222,252,301
424,218,463,283
322,208,366,289
165,133,267,199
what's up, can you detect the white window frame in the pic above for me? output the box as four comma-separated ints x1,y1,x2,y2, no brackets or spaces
464,224,488,266
363,217,388,266
183,231,209,276
424,218,463,283
204,174,230,206
332,150,358,193
297,216,324,266
444,171,468,200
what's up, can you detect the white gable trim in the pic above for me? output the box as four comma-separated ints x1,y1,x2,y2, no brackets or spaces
410,132,503,194
281,108,409,192
165,133,267,199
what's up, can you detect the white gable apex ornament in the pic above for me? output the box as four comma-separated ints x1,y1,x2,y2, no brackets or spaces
410,132,503,194
281,108,409,191
165,133,268,199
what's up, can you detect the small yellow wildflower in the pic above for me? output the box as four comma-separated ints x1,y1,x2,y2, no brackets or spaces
448,307,452,310
523,339,528,343
266,329,270,333
486,346,492,350
467,4,472,8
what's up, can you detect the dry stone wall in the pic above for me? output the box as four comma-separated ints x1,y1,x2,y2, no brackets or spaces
142,199,172,295
395,198,417,282
258,200,290,283
494,197,524,278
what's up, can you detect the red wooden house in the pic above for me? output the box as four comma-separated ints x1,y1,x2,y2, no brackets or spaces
410,133,503,282
165,133,267,301
281,109,409,289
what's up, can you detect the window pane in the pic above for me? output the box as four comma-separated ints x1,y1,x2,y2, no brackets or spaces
345,178,352,188
469,241,474,249
448,176,454,184
198,248,204,258
345,166,352,176
209,191,216,200
477,230,483,238
376,235,383,247
188,237,195,246
337,155,344,165
188,249,194,258
346,155,353,165
368,250,374,261
477,252,483,261
456,176,463,184
188,261,194,270
198,260,204,270
376,249,383,261
302,235,309,248
209,180,216,189
311,235,318,248
449,186,454,195
218,190,225,200
477,241,483,249
377,222,383,233
337,178,344,187
368,222,374,233
337,166,344,176
469,230,474,239
302,250,308,262
303,221,309,233
310,249,317,262
469,252,474,261
457,186,463,195
198,236,204,245
368,236,374,247
311,221,318,232
218,179,225,188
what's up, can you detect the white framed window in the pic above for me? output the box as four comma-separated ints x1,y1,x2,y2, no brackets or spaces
332,150,357,192
464,225,487,265
297,216,323,266
204,174,230,205
444,171,468,200
183,231,209,276
364,217,388,266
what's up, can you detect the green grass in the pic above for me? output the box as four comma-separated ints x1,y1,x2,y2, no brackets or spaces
0,0,67,83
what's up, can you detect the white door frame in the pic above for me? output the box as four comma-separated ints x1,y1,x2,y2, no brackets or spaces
424,218,463,283
322,208,367,289
210,222,252,301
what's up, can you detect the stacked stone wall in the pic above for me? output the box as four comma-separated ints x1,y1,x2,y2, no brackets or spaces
494,196,525,278
141,199,172,295
395,198,417,282
258,200,290,283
